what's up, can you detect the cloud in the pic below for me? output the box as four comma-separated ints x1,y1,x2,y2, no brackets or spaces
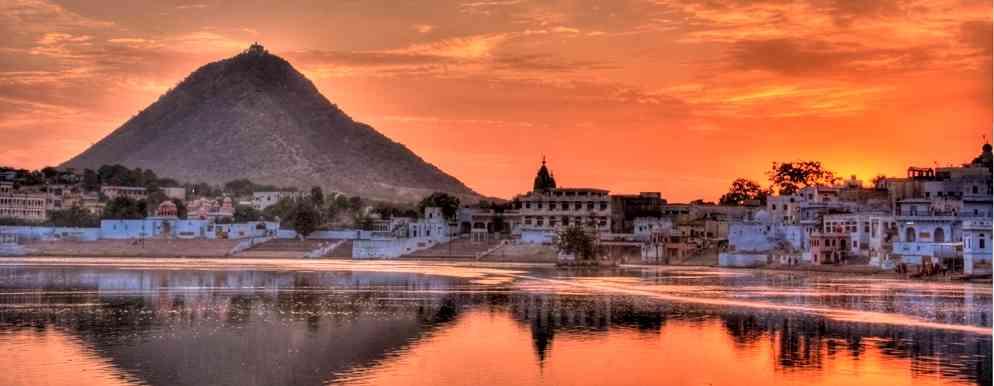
412,24,435,34
176,4,209,10
960,20,993,55
728,38,933,76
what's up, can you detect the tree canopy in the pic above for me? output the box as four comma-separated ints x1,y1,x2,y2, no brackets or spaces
555,225,599,261
767,161,838,195
47,206,100,227
718,178,767,206
417,192,460,219
102,197,147,219
290,201,320,238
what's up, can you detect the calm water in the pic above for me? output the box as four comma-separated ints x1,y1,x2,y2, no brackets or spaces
0,258,990,386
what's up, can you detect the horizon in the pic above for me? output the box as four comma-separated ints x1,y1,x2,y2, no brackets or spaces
1,0,991,202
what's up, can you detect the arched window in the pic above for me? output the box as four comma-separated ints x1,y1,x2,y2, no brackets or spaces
934,227,945,243
905,227,916,242
981,234,987,250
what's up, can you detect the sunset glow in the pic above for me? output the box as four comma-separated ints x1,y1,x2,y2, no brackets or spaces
1,0,990,201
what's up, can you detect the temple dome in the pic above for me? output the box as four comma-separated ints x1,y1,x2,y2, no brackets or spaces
532,157,557,192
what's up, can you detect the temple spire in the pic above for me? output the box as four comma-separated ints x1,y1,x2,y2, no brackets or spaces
533,156,557,192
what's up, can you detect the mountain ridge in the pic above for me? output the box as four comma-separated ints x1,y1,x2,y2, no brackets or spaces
62,44,482,203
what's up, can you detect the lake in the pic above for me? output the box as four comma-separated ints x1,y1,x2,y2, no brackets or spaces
0,258,990,386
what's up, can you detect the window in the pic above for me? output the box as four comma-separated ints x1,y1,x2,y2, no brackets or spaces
981,234,987,249
771,204,777,210
973,185,979,194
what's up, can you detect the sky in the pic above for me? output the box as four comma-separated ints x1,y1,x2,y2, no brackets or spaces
0,0,991,202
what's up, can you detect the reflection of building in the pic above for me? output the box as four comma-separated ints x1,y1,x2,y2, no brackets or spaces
100,185,147,201
0,181,46,221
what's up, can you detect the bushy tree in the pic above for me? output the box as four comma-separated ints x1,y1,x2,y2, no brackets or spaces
262,196,297,223
171,198,188,219
417,192,460,219
767,161,839,195
233,204,262,222
555,225,598,261
291,201,320,238
47,206,99,227
102,197,147,219
310,186,324,208
719,178,767,206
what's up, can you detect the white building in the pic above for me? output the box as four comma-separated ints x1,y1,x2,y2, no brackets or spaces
962,219,992,274
633,217,672,241
162,187,186,201
252,191,306,210
100,185,147,201
0,182,46,221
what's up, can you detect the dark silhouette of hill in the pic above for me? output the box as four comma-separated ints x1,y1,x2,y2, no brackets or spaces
62,44,481,203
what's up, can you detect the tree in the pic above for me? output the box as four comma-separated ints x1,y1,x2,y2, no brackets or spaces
102,197,147,219
348,196,364,212
82,169,100,191
417,192,460,219
47,206,99,227
767,161,839,195
171,198,188,219
310,186,324,208
291,202,320,238
233,204,262,222
262,196,297,223
718,178,767,206
351,210,375,230
871,174,888,189
554,225,598,261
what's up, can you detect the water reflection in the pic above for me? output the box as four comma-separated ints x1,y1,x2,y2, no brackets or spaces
0,263,989,386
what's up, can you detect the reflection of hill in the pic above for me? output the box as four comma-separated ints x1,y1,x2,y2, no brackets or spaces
0,268,467,386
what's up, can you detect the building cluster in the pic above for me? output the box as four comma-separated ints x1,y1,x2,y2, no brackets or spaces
0,171,243,226
1,143,990,273
721,144,993,275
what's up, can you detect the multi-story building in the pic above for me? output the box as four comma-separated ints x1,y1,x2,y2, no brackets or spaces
610,192,665,233
891,198,961,267
508,159,612,242
807,228,849,264
0,182,46,221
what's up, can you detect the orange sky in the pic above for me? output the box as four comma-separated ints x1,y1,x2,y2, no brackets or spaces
0,0,991,202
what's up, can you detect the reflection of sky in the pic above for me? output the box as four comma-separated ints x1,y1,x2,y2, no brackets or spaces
0,259,990,385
